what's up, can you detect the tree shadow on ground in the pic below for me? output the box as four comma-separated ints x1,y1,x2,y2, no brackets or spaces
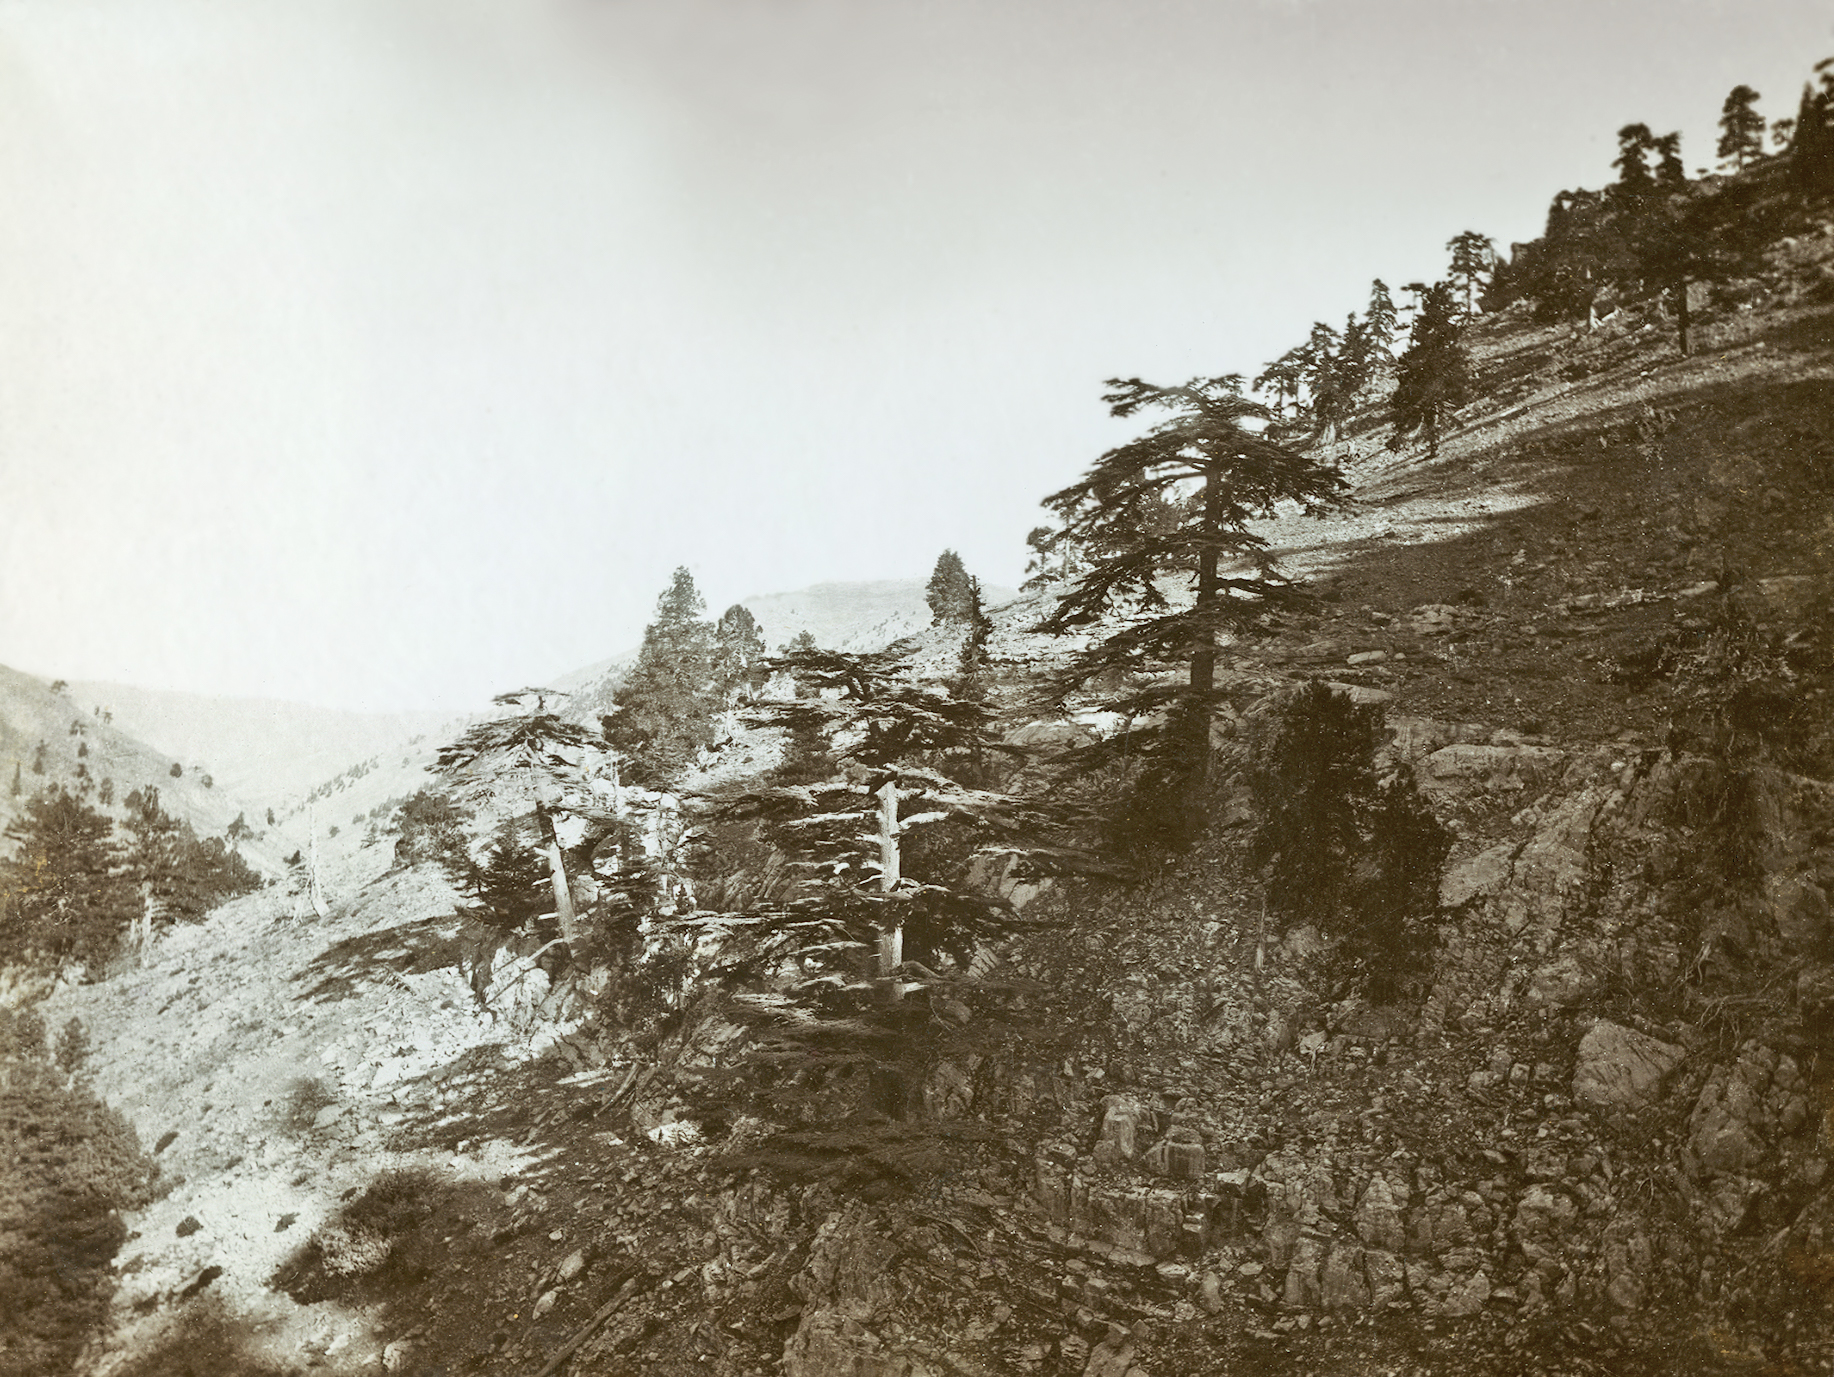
291,914,465,1005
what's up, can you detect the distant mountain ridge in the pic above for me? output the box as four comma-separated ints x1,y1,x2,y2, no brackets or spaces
66,681,451,808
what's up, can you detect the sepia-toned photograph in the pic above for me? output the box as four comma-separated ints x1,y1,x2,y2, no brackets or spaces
2,2,1832,1373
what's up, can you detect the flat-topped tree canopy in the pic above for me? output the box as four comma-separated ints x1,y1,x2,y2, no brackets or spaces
1035,375,1345,705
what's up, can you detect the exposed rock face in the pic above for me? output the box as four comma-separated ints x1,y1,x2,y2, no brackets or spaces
1571,1021,1687,1111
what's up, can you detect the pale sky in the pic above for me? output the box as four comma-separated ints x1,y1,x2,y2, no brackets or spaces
0,0,1825,711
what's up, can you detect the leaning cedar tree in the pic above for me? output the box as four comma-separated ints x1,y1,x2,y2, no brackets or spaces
1035,377,1344,856
434,687,614,947
672,647,1095,1122
1385,282,1470,458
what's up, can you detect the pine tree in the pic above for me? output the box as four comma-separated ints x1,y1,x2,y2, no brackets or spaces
1366,279,1399,352
713,604,767,699
0,787,138,966
1250,684,1448,1001
1789,62,1834,197
1386,281,1470,458
1717,85,1766,169
1035,377,1344,852
119,787,259,928
1652,130,1686,191
605,567,720,787
1445,230,1495,317
1612,123,1657,203
924,550,978,624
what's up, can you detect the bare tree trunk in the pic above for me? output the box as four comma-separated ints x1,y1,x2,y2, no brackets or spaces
307,804,329,919
876,779,903,993
534,801,579,944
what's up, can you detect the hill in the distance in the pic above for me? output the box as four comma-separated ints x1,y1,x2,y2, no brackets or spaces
67,681,450,808
0,665,288,874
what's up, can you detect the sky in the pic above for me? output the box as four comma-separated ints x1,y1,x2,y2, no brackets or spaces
0,0,1826,713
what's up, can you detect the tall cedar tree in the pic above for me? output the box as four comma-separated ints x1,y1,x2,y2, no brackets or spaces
1365,279,1399,353
1035,377,1344,850
605,567,720,786
1445,231,1495,317
0,788,138,966
924,550,978,624
677,649,1087,1120
1385,282,1470,458
1718,86,1766,170
713,604,767,699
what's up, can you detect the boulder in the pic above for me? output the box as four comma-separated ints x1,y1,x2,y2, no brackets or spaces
1571,1020,1686,1111
1092,1095,1144,1167
1689,1044,1778,1173
1440,843,1517,910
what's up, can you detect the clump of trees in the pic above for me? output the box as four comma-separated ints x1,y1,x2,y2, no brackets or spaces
604,568,724,788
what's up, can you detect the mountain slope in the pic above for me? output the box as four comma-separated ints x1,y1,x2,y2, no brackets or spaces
0,664,286,875
67,681,448,808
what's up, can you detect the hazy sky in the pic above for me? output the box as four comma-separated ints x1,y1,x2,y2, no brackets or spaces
0,0,1825,712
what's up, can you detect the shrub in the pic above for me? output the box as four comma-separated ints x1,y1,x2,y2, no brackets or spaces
1251,683,1449,1001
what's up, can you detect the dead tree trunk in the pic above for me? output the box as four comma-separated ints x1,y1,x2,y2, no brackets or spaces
306,804,329,919
875,778,903,995
534,801,579,945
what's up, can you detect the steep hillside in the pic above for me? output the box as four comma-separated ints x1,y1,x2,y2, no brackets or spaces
18,192,1834,1377
0,665,286,876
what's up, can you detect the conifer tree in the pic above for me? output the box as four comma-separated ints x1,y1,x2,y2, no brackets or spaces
1251,347,1308,419
0,787,138,966
1717,85,1766,170
605,567,720,787
1612,123,1658,203
1789,62,1834,197
1386,282,1470,458
1652,130,1686,191
438,688,611,945
1365,279,1399,350
1445,231,1495,317
1035,377,1344,851
713,604,767,699
924,550,978,624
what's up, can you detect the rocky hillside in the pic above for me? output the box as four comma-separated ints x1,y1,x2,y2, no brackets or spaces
17,195,1834,1377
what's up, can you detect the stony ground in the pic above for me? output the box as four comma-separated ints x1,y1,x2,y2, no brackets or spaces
22,216,1834,1377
